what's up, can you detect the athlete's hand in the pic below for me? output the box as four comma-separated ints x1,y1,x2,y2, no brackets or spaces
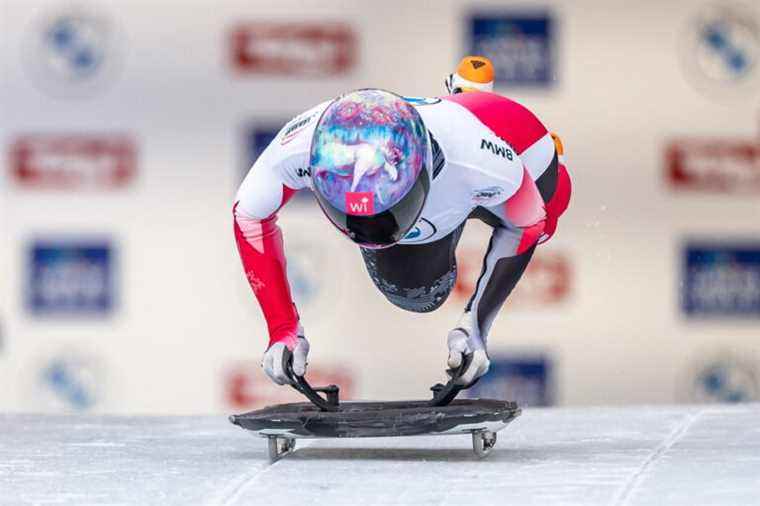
262,329,309,385
447,327,490,386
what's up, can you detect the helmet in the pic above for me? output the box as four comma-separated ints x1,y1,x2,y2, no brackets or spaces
310,89,431,248
445,56,494,94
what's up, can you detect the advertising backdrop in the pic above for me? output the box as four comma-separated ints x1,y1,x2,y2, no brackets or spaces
1,0,759,414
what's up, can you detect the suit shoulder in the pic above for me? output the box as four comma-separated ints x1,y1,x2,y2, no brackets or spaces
419,98,524,194
442,92,548,154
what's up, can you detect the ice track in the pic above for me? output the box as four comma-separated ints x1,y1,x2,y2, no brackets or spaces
1,405,759,505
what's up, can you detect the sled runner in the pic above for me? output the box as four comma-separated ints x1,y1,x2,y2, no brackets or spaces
229,352,521,462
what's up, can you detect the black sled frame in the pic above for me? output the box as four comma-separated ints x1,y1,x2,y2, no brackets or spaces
229,352,521,462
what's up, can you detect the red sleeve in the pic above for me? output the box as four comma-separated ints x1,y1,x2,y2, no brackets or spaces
233,187,299,347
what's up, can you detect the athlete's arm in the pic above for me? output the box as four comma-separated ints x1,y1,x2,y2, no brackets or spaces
233,105,326,384
234,163,307,384
234,163,299,348
463,137,571,338
447,220,538,385
455,166,545,351
444,92,571,344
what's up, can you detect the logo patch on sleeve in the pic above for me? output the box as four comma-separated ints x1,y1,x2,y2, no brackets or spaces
345,192,374,215
280,113,315,145
472,186,505,205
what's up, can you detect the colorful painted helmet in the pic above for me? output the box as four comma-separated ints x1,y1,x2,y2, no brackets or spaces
310,89,431,248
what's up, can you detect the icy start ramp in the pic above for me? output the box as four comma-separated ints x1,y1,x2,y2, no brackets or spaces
1,405,758,505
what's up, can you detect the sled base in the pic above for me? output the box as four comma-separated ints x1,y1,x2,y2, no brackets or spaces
230,399,520,461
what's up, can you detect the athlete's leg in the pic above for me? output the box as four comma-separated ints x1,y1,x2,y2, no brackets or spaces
360,224,465,313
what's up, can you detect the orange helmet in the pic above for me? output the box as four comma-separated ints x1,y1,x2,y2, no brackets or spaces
445,56,494,94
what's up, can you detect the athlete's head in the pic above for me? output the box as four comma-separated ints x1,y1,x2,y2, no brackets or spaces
445,56,494,94
310,89,431,248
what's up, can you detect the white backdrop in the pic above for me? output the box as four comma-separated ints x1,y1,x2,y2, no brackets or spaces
1,0,759,414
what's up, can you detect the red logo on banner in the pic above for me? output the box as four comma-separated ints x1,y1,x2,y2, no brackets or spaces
512,251,572,305
230,23,356,76
666,139,760,194
346,192,374,215
9,135,137,189
223,362,354,410
453,249,571,306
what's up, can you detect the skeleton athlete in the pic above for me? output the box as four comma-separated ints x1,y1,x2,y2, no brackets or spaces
234,63,571,388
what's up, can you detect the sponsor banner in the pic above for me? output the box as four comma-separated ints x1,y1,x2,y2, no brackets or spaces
682,243,760,317
680,352,759,403
512,251,572,305
27,239,115,316
469,12,555,86
679,4,760,98
25,348,110,412
22,4,125,98
223,360,354,410
243,123,313,204
230,23,356,76
9,134,137,189
453,249,571,307
464,354,553,406
665,138,760,194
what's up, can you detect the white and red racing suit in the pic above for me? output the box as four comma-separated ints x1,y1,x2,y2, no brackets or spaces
234,91,571,350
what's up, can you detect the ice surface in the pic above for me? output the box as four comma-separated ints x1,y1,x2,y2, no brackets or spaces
1,405,758,505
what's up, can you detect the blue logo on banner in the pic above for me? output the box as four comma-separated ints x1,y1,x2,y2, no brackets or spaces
27,241,114,315
23,7,124,99
42,358,97,410
465,355,553,406
702,22,749,77
684,353,760,404
244,124,312,204
695,360,757,403
45,15,105,80
693,7,759,84
469,13,555,86
683,244,760,317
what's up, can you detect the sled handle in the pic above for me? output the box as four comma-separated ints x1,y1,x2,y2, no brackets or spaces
282,348,340,412
429,352,477,407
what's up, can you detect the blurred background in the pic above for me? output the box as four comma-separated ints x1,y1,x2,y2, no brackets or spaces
1,0,759,415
